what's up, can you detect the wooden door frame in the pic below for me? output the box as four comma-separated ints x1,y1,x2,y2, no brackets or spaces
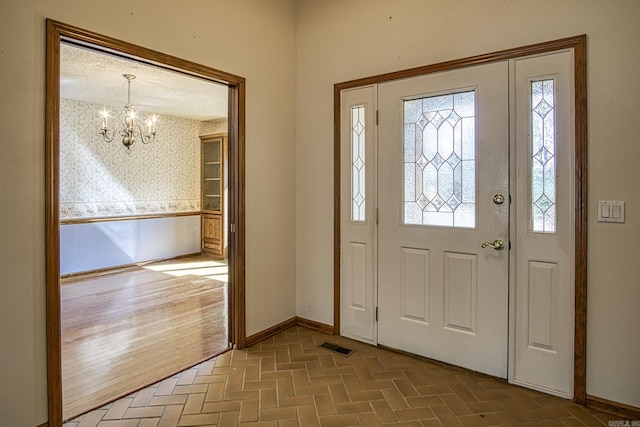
45,19,246,426
333,35,587,403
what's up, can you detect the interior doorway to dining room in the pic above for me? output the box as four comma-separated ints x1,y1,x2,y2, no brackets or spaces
46,19,246,424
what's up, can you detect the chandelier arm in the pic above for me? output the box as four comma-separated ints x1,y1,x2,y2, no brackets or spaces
135,124,157,144
100,122,125,143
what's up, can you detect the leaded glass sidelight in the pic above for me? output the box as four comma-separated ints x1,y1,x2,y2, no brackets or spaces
351,105,366,222
403,91,476,228
531,79,556,233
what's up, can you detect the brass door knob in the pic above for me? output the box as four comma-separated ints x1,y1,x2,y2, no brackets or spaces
481,239,505,250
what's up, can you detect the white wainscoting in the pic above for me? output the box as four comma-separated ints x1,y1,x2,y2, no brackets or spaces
60,215,201,275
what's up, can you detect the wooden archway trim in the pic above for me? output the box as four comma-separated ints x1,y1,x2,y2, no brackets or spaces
45,19,246,426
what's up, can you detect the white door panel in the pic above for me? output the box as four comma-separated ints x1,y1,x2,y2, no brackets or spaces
340,86,377,343
377,62,509,378
511,50,575,397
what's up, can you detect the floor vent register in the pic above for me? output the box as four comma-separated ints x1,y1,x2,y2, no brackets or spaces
320,342,354,356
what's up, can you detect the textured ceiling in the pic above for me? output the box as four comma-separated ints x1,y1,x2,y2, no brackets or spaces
60,43,228,121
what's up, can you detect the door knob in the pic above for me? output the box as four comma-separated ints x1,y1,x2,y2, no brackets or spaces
481,239,505,250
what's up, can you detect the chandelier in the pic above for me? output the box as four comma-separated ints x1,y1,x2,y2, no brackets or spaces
99,74,158,153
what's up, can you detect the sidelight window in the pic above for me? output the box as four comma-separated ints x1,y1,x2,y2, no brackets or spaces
351,105,366,222
531,79,556,233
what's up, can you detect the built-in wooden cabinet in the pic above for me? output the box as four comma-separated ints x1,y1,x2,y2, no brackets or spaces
200,133,227,257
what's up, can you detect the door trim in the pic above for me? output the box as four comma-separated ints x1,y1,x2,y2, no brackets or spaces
333,35,587,403
45,19,247,426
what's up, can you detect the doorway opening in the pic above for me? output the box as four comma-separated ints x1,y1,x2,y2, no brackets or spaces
46,19,246,427
58,44,232,419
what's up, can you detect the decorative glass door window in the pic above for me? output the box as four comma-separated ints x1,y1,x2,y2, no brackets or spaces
531,79,556,233
403,91,476,228
351,105,366,222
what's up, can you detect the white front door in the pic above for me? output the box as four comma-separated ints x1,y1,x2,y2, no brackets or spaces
339,49,576,395
377,62,510,378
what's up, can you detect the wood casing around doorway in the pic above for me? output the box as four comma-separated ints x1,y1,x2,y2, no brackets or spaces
45,19,246,427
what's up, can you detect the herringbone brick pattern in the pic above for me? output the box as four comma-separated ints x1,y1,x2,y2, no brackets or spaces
64,326,614,426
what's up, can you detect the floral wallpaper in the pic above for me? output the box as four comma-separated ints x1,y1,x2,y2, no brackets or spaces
60,98,226,219
200,119,228,136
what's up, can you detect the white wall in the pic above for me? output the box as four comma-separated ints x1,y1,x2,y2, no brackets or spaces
0,1,297,425
60,216,201,275
295,0,640,408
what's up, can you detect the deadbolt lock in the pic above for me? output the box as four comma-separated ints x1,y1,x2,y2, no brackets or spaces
493,194,505,205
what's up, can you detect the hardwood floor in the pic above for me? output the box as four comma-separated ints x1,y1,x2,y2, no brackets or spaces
61,254,229,421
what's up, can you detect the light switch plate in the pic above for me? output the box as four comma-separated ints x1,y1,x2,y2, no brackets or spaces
598,200,625,223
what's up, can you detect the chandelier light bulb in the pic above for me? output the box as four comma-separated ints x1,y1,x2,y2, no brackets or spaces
146,115,158,134
100,108,110,130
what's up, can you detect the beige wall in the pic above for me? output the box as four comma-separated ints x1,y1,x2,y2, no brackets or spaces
295,0,640,408
0,1,297,425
